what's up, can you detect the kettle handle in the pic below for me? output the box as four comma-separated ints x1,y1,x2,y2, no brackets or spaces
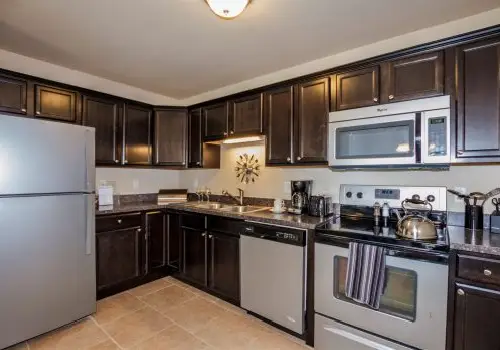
401,198,433,215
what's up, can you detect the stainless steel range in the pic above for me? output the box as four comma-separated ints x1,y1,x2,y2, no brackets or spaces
314,185,449,350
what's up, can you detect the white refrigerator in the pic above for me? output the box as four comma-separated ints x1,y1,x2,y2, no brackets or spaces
0,114,96,349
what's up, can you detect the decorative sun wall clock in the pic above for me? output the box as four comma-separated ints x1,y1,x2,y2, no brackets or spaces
235,153,260,184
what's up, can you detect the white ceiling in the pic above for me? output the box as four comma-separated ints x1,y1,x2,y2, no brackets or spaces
1,0,499,100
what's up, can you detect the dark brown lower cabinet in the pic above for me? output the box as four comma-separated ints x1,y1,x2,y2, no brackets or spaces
209,231,240,302
453,283,500,350
145,211,165,274
96,227,143,292
182,227,207,286
166,212,181,269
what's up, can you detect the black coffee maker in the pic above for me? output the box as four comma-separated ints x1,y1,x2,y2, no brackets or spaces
288,180,313,215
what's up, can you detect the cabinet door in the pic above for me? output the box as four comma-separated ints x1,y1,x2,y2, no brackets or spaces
334,66,380,110
35,84,78,123
96,227,143,291
82,95,120,165
203,102,228,140
166,212,180,270
383,51,444,103
208,232,240,302
145,211,165,274
182,227,207,286
294,77,329,164
188,109,203,168
154,108,187,166
229,94,263,136
455,38,500,160
264,86,294,165
124,104,152,165
0,74,27,115
453,284,500,350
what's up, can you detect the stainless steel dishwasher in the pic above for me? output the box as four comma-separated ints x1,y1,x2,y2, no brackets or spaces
240,222,306,335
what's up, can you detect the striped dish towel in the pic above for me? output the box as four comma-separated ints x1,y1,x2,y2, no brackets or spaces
345,242,386,309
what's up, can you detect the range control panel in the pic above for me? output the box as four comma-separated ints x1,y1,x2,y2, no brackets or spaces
340,185,447,211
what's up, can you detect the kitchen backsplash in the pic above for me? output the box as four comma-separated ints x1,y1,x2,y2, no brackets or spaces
96,167,180,194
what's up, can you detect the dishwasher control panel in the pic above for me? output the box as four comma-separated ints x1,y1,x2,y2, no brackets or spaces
241,223,305,246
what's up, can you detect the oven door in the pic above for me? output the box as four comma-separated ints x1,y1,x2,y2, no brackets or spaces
328,113,418,167
315,242,448,350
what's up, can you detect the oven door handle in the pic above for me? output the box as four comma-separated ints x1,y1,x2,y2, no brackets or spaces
324,326,394,350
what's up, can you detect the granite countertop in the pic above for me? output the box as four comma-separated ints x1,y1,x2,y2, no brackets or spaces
97,201,332,230
449,225,500,256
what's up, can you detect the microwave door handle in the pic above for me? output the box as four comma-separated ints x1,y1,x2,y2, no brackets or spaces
324,326,394,350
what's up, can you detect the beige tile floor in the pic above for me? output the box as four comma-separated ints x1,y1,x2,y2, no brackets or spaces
7,277,311,350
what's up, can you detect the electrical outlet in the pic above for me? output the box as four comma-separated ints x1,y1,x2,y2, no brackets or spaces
284,181,291,194
453,187,467,203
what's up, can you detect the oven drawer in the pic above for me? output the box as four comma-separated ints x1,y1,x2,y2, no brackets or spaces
315,314,412,350
458,254,500,286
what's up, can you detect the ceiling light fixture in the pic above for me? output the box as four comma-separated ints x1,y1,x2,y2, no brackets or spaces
205,0,251,19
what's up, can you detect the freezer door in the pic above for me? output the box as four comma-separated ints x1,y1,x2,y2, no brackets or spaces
0,114,95,195
0,194,96,349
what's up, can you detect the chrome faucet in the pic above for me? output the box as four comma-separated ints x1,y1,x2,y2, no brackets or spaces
222,188,244,206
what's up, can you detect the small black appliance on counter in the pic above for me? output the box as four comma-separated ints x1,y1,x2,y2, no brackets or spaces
288,180,312,215
308,195,334,217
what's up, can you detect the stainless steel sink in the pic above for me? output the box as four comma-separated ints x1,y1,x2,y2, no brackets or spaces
195,203,227,210
220,205,268,213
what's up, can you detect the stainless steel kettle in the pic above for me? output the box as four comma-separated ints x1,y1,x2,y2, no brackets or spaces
393,198,437,240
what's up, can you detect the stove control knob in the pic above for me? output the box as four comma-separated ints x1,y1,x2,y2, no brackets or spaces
427,195,436,202
357,192,363,199
346,191,352,198
412,194,420,201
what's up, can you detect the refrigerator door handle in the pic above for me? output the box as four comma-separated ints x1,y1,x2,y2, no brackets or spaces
85,194,95,255
84,128,95,193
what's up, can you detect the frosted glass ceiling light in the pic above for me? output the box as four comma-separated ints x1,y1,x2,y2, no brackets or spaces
205,0,251,19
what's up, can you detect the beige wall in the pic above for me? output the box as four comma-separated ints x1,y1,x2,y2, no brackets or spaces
179,141,500,213
0,49,181,105
96,168,180,195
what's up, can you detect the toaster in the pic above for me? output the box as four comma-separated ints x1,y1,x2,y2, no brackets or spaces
308,195,334,217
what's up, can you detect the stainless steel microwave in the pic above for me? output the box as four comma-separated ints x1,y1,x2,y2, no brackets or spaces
328,96,451,170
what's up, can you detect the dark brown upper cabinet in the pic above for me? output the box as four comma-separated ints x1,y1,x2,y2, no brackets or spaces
333,66,380,110
203,102,228,140
294,77,329,164
188,108,203,167
34,84,78,123
454,37,500,161
0,74,27,115
264,86,294,165
82,95,121,165
123,104,152,165
154,108,187,167
381,51,444,103
228,94,263,137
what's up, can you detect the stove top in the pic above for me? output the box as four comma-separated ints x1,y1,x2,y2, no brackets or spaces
316,215,449,253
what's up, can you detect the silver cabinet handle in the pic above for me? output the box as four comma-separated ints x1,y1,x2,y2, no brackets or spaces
457,289,465,296
124,160,128,164
457,150,464,155
35,111,41,115
230,130,234,135
223,132,228,136
202,233,206,237
196,162,201,165
117,219,122,224
286,157,291,162
21,108,27,112
114,160,119,164
388,95,394,100
209,235,213,239
182,162,186,165
137,228,142,232
297,156,302,161
373,97,378,102
484,269,492,276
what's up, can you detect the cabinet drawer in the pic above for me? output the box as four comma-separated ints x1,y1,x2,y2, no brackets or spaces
96,212,142,233
181,214,205,230
207,216,243,236
458,254,500,286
